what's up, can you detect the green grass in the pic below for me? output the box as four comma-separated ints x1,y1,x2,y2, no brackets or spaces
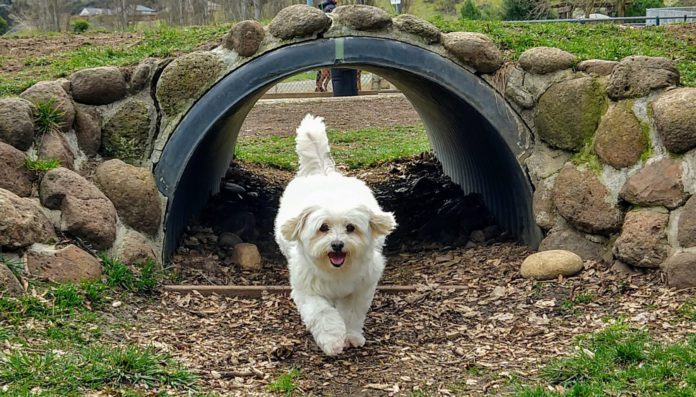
34,99,65,134
430,18,696,87
267,368,301,396
101,255,160,295
235,125,430,170
24,157,60,173
282,71,316,82
514,322,696,396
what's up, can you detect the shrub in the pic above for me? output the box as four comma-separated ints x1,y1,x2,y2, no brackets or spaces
461,0,482,20
0,16,8,35
71,19,90,34
625,0,664,17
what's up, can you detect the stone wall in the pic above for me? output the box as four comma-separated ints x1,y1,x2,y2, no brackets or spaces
1,4,694,292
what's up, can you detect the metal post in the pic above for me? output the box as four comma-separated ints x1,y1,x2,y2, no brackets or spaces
656,15,660,26
685,14,688,22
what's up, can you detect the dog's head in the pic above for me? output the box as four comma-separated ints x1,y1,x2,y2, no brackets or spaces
280,204,396,272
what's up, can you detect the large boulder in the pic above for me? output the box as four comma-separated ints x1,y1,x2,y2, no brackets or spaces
442,32,503,74
539,224,607,262
114,229,157,265
520,250,584,280
333,5,392,31
0,142,33,197
224,20,265,57
268,4,331,40
677,195,696,248
651,88,696,154
607,56,679,100
68,67,127,105
0,97,35,151
73,104,101,156
553,164,623,235
393,14,440,44
518,47,576,75
662,252,696,289
38,131,75,170
619,158,686,209
20,80,75,132
535,77,606,151
156,51,223,117
0,188,56,249
101,98,153,162
577,59,617,76
594,104,647,169
40,167,117,250
25,244,102,283
0,262,23,296
95,159,162,236
613,208,670,268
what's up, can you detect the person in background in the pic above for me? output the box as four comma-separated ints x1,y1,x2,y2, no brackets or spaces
315,0,338,92
319,0,337,12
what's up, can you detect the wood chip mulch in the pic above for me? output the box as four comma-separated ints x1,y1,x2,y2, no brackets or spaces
112,243,695,396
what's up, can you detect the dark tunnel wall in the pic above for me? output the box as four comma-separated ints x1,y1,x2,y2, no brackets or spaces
154,37,543,259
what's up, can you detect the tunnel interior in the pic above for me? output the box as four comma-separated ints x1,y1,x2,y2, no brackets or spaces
154,37,542,259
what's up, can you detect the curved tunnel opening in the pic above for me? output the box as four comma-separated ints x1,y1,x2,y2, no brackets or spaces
155,37,542,259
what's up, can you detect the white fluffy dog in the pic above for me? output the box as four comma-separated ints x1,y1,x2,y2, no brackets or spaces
274,114,396,356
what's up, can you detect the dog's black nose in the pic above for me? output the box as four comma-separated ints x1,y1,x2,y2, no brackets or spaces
331,241,344,252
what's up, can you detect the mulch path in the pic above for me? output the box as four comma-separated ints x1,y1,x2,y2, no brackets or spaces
118,247,694,396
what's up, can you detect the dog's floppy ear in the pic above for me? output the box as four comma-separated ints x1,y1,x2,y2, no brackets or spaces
369,209,396,237
280,206,318,241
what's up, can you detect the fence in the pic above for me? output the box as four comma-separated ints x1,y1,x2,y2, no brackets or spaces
646,7,696,26
262,70,397,99
509,11,696,26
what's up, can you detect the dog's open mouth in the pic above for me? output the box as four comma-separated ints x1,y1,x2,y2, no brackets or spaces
328,252,346,267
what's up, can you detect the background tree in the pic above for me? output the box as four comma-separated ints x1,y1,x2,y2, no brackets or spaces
460,0,482,19
625,0,664,17
503,0,552,20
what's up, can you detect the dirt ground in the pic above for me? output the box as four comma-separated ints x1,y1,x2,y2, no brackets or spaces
240,94,421,137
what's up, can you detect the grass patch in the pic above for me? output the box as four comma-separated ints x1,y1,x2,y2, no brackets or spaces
235,125,430,170
34,99,65,134
267,368,301,396
101,255,160,295
24,157,60,173
514,322,696,396
282,71,316,82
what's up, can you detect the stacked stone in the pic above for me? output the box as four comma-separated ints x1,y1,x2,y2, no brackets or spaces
0,65,166,294
509,49,696,288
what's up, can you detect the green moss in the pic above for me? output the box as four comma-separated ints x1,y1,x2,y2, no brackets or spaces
156,52,223,116
102,99,152,163
639,122,653,163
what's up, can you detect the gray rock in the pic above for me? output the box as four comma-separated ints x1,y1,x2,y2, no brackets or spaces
577,59,617,76
524,144,570,185
101,98,153,162
26,244,102,283
553,164,623,235
38,131,75,170
393,14,440,44
535,77,606,151
613,208,670,268
0,262,23,296
40,167,117,250
0,188,56,249
0,97,35,151
539,224,607,262
333,5,392,31
74,104,101,156
469,230,486,243
96,159,162,236
69,66,127,105
662,252,696,289
129,58,159,93
520,250,584,280
268,4,331,40
651,87,696,154
115,229,158,265
607,56,679,100
594,104,647,169
533,179,556,230
224,20,265,57
218,232,243,248
518,47,576,74
156,51,222,117
678,195,696,248
442,32,503,74
0,141,33,197
20,80,75,132
619,158,686,209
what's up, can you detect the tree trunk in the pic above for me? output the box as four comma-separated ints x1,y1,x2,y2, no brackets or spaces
253,0,261,20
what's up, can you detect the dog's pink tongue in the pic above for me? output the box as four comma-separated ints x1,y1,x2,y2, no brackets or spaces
328,252,346,266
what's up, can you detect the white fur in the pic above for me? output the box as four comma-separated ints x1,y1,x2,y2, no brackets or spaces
275,114,396,356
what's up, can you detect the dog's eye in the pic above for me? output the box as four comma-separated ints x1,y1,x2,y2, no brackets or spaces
346,224,355,233
319,223,329,232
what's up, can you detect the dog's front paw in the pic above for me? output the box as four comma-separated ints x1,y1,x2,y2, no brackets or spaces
316,334,345,356
344,332,366,348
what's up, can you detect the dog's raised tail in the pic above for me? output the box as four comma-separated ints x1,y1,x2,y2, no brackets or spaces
295,114,336,177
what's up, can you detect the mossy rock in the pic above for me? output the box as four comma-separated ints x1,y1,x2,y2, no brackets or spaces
156,51,223,117
535,77,607,152
594,104,647,169
102,99,152,162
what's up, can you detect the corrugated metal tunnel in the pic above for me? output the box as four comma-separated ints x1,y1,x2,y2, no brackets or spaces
154,37,543,259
